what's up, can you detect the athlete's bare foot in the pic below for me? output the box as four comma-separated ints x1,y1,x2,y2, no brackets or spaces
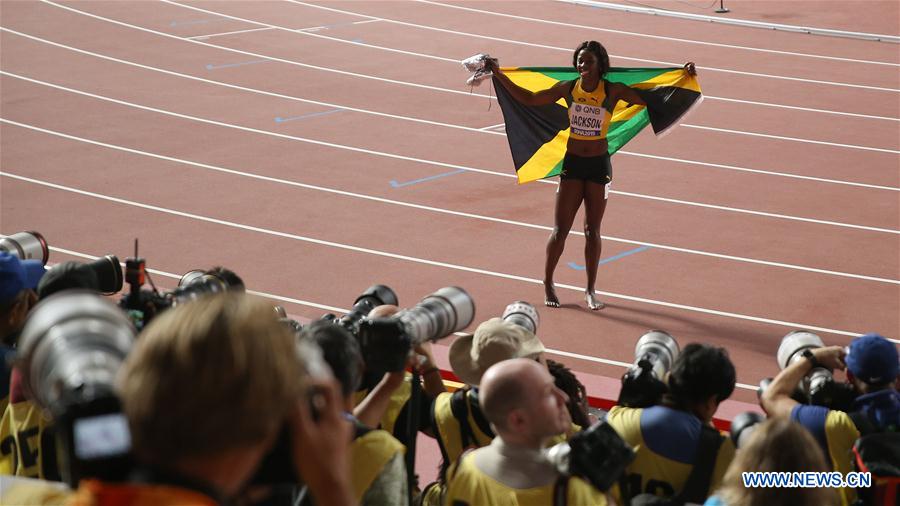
585,291,605,311
544,282,560,308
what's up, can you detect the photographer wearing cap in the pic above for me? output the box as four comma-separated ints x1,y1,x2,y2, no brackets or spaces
608,343,736,504
60,293,354,506
301,320,408,506
0,252,48,478
760,333,899,506
445,358,609,505
436,318,548,471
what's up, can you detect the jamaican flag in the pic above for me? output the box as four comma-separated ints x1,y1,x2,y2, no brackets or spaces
493,67,702,184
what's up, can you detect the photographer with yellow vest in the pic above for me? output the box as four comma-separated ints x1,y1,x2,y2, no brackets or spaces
301,320,409,506
445,358,609,505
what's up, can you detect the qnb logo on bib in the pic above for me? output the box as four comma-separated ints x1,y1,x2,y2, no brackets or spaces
570,103,604,137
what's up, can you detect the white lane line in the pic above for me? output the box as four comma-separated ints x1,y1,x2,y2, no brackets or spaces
678,124,900,154
187,26,273,40
479,123,505,131
420,0,900,66
163,0,461,63
5,70,897,235
41,0,495,99
6,118,895,285
40,1,900,120
2,171,879,340
295,18,381,32
39,244,765,391
3,27,896,192
286,0,900,93
703,96,897,123
681,124,900,155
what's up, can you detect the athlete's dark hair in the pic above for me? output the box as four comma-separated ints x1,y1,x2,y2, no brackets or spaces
666,343,736,408
547,359,591,428
572,40,610,77
300,320,364,397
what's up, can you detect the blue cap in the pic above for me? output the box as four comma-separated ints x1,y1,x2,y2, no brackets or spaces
0,252,46,305
846,333,899,385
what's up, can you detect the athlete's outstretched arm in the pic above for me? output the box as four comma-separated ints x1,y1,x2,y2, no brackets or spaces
486,58,569,106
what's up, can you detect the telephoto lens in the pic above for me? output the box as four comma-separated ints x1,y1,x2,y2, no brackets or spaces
633,330,680,382
17,291,137,486
776,330,855,410
169,269,243,306
0,230,49,264
85,255,124,295
396,286,475,344
617,330,680,408
501,301,539,334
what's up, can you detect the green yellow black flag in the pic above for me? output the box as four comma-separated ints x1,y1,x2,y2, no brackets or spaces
492,67,702,184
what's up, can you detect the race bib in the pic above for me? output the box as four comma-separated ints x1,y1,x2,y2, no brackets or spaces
569,103,605,137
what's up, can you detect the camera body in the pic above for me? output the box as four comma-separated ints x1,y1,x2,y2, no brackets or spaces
618,331,680,408
119,256,241,329
356,286,475,374
546,421,635,492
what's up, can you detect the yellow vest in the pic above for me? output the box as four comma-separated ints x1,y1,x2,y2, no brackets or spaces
432,389,495,473
0,398,57,479
353,374,412,437
445,451,608,506
350,428,406,504
606,405,734,502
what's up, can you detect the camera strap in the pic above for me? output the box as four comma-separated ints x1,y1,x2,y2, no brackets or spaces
553,475,570,506
450,389,477,449
676,425,723,504
467,389,495,440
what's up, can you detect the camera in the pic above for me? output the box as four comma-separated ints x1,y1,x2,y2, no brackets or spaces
546,421,635,492
617,330,680,408
118,243,243,329
337,284,399,334
729,411,766,449
774,330,856,411
0,230,49,264
501,300,539,334
17,291,137,486
357,286,475,374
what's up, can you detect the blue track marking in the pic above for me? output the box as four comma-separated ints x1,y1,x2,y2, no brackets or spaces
275,109,345,123
567,246,651,270
390,169,466,188
205,59,270,70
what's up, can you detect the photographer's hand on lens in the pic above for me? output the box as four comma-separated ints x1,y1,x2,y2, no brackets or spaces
812,346,847,371
289,377,354,506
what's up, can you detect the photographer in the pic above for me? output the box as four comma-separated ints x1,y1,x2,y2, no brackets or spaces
352,305,445,445
1,258,112,481
0,252,48,478
760,333,899,506
65,293,354,505
301,320,408,506
434,318,549,473
608,343,736,503
445,358,609,505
